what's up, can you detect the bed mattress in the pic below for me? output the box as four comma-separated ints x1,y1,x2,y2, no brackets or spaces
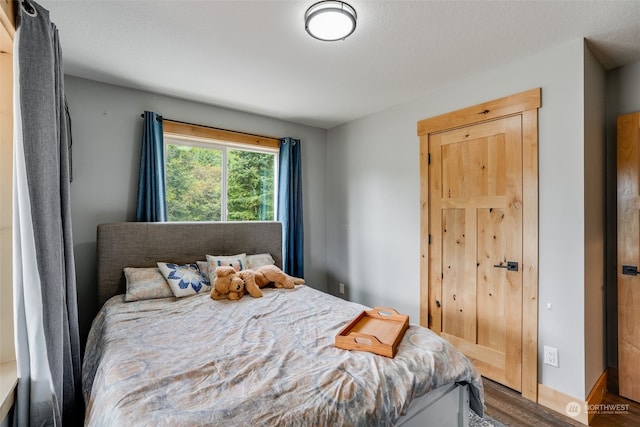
83,285,483,426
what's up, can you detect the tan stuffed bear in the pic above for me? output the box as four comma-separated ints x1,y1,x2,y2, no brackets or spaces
211,266,245,300
240,265,305,298
239,269,265,298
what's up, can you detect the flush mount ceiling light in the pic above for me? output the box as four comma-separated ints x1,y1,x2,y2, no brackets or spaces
305,1,357,41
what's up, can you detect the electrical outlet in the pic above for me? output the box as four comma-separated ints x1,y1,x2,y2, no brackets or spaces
339,283,345,294
544,346,559,367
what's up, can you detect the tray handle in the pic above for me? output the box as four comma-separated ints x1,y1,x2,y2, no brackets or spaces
368,306,405,320
348,332,383,347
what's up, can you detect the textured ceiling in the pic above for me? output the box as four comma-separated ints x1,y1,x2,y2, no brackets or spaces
38,0,640,129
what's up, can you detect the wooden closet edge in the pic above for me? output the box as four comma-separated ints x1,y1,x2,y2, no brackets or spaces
0,0,15,43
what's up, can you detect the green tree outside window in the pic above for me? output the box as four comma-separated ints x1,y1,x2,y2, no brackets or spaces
165,142,275,222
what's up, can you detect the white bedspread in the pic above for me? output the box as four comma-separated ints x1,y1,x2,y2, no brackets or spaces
83,285,483,426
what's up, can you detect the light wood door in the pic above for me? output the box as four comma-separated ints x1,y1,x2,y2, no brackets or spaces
617,112,640,403
429,116,523,391
419,88,540,400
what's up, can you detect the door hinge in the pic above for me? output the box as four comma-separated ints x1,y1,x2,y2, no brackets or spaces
428,153,431,164
428,234,431,244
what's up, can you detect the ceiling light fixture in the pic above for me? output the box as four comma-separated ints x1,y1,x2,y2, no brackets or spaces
305,1,357,42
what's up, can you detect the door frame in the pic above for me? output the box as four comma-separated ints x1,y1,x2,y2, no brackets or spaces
417,88,541,401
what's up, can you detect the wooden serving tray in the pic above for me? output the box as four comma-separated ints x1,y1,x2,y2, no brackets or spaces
335,307,409,358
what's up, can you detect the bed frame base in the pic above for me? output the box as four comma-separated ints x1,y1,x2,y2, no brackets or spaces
396,383,470,427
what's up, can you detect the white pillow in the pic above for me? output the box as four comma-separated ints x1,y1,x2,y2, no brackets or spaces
206,253,248,280
123,267,173,302
246,253,275,270
196,261,209,280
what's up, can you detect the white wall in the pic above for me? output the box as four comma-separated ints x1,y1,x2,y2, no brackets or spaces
605,59,640,369
583,42,607,397
64,76,328,344
326,39,593,399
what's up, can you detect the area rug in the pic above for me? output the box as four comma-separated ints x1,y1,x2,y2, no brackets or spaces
470,410,506,427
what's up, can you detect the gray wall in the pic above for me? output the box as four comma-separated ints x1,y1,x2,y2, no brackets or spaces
583,42,607,397
605,59,640,370
326,38,601,400
65,42,640,402
64,76,328,345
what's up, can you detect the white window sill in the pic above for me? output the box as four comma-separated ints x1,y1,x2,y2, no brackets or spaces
0,360,17,422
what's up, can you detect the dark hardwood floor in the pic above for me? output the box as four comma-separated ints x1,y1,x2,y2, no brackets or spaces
482,378,640,426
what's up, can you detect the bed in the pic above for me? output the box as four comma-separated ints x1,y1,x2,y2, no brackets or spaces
83,221,483,426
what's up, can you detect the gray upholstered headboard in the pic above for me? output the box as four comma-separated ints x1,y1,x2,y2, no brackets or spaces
96,221,282,307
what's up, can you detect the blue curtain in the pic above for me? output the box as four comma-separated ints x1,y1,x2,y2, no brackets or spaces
278,138,304,277
136,111,167,221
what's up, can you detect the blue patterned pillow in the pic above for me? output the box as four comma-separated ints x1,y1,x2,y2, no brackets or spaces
157,262,211,297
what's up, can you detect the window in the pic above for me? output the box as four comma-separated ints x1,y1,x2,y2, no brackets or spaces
163,122,278,222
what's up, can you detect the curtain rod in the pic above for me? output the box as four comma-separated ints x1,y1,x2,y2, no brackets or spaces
139,114,280,141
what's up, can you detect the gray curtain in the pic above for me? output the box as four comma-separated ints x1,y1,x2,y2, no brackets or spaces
13,1,82,425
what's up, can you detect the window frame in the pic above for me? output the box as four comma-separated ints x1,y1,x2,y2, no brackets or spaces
0,2,17,420
162,121,279,222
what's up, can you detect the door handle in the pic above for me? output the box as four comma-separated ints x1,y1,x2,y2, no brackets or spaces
622,265,638,276
493,261,518,272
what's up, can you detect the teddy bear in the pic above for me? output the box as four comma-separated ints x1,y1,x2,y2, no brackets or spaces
240,265,305,298
211,266,245,300
239,269,265,298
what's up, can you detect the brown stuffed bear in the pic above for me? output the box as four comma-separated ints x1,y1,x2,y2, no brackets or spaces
239,269,265,298
240,265,305,298
211,266,245,300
